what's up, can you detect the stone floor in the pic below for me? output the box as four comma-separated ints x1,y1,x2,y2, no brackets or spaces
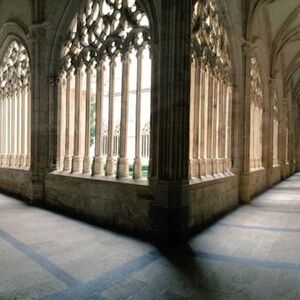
2,175,300,299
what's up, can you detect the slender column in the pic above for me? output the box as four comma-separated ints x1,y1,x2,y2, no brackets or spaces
4,96,8,165
26,86,31,167
72,67,86,173
11,91,16,166
83,66,92,174
0,98,5,166
117,54,130,178
93,61,105,176
16,88,21,166
8,92,12,166
63,73,73,171
192,60,200,177
226,85,232,171
189,59,195,177
3,96,6,165
212,77,218,175
0,98,2,164
199,69,208,176
217,79,224,173
133,50,143,179
20,87,27,167
4,95,8,166
206,73,213,175
0,98,2,165
106,59,115,176
55,76,65,170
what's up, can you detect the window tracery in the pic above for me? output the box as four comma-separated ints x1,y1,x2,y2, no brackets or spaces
57,0,152,179
189,0,232,178
0,40,31,168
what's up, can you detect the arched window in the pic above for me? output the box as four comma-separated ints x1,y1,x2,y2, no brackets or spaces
190,0,232,178
0,40,31,168
273,90,279,166
58,0,152,179
250,57,263,170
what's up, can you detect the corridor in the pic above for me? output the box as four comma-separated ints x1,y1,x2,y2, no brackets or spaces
1,174,300,299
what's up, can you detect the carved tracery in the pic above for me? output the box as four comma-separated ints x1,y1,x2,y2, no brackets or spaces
0,40,31,168
62,0,151,73
58,0,152,179
189,0,233,178
192,0,231,80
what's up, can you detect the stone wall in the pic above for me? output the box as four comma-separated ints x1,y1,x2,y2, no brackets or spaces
0,168,32,199
44,172,153,235
189,175,239,231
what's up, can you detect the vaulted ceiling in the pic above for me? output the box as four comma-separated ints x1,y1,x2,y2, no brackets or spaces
260,0,300,99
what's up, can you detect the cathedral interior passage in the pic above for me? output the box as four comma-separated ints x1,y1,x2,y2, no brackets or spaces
1,0,300,299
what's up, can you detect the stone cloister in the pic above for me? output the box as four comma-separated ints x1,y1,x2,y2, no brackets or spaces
0,0,300,244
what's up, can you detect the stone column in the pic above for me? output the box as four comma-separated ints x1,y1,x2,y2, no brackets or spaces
206,73,213,175
133,50,143,179
93,61,105,176
11,91,16,166
29,23,49,202
189,59,195,177
20,87,26,167
266,78,275,186
199,69,208,176
26,85,31,168
83,66,92,174
5,92,11,166
63,73,73,171
150,0,193,243
117,54,130,178
106,60,115,176
192,60,200,177
0,98,2,165
72,67,86,173
239,46,253,203
16,88,21,166
226,84,233,172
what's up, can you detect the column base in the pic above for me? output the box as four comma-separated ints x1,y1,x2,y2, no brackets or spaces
106,157,115,176
212,158,218,175
117,157,129,178
72,156,83,173
63,156,72,172
190,159,199,178
133,158,142,179
3,155,8,166
92,156,105,176
20,155,26,168
26,155,30,168
198,158,206,177
10,155,16,167
16,155,21,167
83,156,92,174
205,158,213,176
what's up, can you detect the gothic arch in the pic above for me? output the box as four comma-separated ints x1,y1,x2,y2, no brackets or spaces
47,0,158,77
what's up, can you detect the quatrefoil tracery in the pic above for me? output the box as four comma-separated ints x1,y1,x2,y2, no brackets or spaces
192,0,231,81
62,0,151,73
0,41,30,96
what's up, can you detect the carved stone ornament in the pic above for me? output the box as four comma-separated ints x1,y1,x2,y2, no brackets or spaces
0,41,30,96
61,0,151,74
192,0,231,81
